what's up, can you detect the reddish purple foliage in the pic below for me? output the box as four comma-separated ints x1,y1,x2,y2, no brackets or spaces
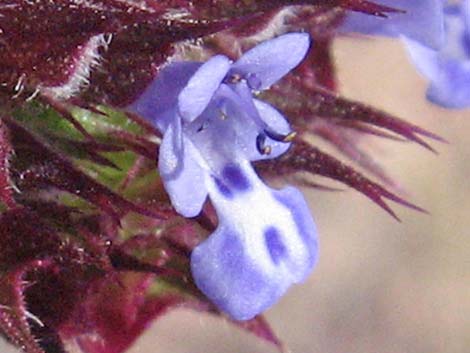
257,140,426,221
0,1,442,353
0,120,16,208
4,117,168,221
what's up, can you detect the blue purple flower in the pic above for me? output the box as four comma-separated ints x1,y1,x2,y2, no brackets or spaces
128,33,319,320
342,0,470,109
340,0,445,49
404,0,470,108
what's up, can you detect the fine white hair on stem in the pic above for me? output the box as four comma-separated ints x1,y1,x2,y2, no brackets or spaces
40,33,108,100
245,6,297,43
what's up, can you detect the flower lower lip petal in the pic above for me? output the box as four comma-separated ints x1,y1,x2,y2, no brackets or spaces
191,165,318,321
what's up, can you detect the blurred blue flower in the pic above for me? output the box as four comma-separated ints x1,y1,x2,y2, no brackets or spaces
128,33,319,320
404,0,470,108
341,0,445,49
342,0,470,109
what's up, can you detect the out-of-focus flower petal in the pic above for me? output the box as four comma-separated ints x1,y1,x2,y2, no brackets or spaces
440,3,469,60
426,59,470,109
230,32,311,89
403,37,440,79
404,1,470,108
464,0,470,36
178,55,231,122
341,0,445,49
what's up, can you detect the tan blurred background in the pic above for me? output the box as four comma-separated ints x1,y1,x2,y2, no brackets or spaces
127,38,470,353
2,38,468,353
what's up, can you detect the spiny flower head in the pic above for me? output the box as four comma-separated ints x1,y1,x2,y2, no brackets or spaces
0,2,445,353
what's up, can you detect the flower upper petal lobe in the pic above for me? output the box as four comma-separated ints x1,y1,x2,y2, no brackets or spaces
178,55,231,122
231,33,311,89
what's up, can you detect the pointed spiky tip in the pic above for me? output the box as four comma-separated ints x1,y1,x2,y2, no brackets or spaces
0,1,448,353
257,140,428,221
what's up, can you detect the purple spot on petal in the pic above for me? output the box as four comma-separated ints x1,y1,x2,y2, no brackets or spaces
462,33,470,57
274,188,318,268
222,164,251,191
264,227,286,264
213,177,233,198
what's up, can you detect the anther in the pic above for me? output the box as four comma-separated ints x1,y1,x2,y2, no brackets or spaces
227,73,242,84
219,110,228,120
256,133,272,155
283,131,297,142
264,129,297,143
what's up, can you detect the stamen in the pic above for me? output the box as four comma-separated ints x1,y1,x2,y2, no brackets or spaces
197,120,209,132
219,109,228,120
227,73,242,84
256,133,272,155
264,129,297,142
256,133,266,154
